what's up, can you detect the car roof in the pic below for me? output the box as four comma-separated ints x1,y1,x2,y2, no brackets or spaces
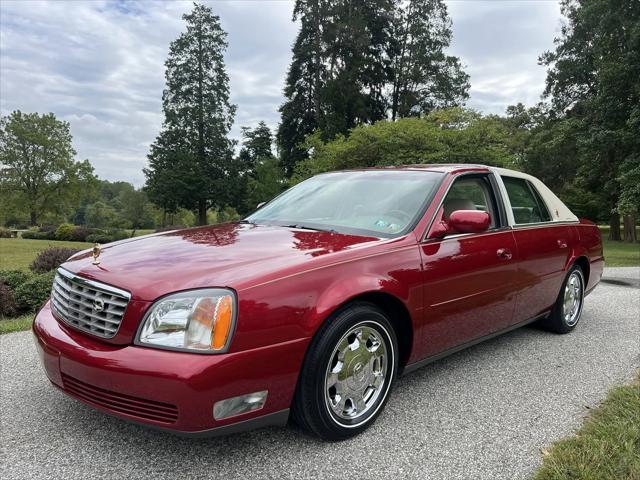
344,163,492,174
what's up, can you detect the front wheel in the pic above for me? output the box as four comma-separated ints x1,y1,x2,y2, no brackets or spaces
538,264,585,333
292,302,398,440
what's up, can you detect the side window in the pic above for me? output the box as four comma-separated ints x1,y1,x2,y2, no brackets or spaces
443,177,497,228
502,176,551,224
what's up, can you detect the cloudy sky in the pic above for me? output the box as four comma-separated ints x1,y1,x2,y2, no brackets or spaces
0,0,562,186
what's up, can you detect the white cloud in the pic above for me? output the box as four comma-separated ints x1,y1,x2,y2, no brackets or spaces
445,0,562,113
1,0,562,186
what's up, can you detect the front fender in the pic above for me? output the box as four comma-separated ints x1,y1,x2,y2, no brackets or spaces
307,274,411,332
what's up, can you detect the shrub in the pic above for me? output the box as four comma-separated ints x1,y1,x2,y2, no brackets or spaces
54,223,76,241
107,229,130,241
38,224,58,233
86,233,113,244
0,269,32,290
85,229,130,244
70,226,98,242
0,282,18,317
22,231,54,240
30,247,80,273
14,271,55,312
0,227,12,238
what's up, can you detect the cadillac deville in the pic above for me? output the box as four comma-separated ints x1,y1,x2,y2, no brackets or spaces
33,165,604,440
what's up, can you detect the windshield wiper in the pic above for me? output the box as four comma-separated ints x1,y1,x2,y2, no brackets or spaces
282,224,337,234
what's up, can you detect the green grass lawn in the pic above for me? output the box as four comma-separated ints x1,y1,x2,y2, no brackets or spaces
0,313,34,335
603,238,640,267
535,373,640,480
0,237,93,271
598,226,640,267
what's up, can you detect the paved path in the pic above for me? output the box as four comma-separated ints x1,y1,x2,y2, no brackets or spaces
1,268,638,480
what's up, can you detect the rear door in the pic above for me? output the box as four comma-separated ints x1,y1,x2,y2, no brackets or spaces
500,175,575,322
417,172,519,359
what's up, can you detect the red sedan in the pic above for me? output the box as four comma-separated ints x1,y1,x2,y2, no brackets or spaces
33,164,604,440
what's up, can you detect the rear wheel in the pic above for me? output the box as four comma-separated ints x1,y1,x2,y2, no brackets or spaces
538,264,585,333
293,302,398,440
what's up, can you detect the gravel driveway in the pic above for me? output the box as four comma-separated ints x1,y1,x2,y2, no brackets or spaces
1,267,638,480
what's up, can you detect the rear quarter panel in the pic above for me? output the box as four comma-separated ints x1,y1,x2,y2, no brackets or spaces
572,220,604,292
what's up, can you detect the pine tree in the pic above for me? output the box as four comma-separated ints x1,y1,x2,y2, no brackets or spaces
277,0,329,177
238,121,274,173
144,3,236,225
233,121,277,213
321,0,394,137
389,0,469,120
278,0,468,176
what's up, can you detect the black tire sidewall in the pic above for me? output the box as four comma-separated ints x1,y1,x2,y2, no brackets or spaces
296,303,398,440
553,265,586,332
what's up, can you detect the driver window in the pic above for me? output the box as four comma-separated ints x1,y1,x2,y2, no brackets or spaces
443,177,497,228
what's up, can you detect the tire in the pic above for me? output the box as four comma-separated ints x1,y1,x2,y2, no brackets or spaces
292,302,398,440
537,264,585,334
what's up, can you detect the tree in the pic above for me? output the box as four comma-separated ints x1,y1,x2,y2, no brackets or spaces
120,189,155,229
145,2,236,225
293,108,516,181
237,121,274,174
278,0,468,177
233,121,280,213
0,111,97,225
246,157,285,209
321,0,394,137
84,201,118,228
389,0,469,120
278,0,395,175
277,0,331,176
539,0,640,241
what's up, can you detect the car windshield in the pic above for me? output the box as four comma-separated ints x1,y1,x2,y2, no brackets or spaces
246,170,443,237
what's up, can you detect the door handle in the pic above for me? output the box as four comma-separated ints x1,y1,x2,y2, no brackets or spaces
497,248,513,260
557,239,568,248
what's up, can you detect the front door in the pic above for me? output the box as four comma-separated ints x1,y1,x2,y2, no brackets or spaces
417,173,519,359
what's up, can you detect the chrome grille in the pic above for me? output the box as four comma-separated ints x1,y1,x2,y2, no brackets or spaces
51,268,131,339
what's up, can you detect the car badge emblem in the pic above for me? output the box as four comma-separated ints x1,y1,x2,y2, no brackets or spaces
92,243,101,265
93,298,105,313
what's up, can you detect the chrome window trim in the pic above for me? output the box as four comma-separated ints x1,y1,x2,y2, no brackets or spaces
420,170,507,243
510,220,580,230
497,174,569,228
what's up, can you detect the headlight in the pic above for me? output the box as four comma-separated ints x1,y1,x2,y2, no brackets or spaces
136,289,236,353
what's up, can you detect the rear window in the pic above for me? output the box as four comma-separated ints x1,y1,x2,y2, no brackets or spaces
502,176,551,224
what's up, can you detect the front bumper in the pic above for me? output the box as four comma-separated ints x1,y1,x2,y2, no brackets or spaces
33,301,308,435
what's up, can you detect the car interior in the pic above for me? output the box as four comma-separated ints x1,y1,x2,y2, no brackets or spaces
442,177,497,229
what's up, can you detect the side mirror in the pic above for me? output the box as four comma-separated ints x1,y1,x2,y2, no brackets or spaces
448,210,490,234
256,202,266,209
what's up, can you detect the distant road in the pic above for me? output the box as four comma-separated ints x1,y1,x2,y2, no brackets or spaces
2,267,638,480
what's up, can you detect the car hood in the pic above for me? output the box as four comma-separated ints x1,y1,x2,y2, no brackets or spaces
62,223,381,301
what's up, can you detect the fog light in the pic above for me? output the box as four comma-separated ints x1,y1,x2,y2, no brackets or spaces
213,390,268,420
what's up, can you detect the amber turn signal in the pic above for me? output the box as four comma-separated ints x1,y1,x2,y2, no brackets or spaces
212,295,233,350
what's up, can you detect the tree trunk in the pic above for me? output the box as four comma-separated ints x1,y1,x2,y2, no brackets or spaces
198,200,207,226
608,212,621,241
623,214,637,243
30,210,37,226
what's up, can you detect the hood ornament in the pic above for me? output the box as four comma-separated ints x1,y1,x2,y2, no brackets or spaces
92,243,101,265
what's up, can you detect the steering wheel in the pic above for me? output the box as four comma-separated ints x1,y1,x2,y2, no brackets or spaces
384,209,412,224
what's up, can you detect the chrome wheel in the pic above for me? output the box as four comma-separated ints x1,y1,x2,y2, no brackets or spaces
324,323,390,424
563,270,584,327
